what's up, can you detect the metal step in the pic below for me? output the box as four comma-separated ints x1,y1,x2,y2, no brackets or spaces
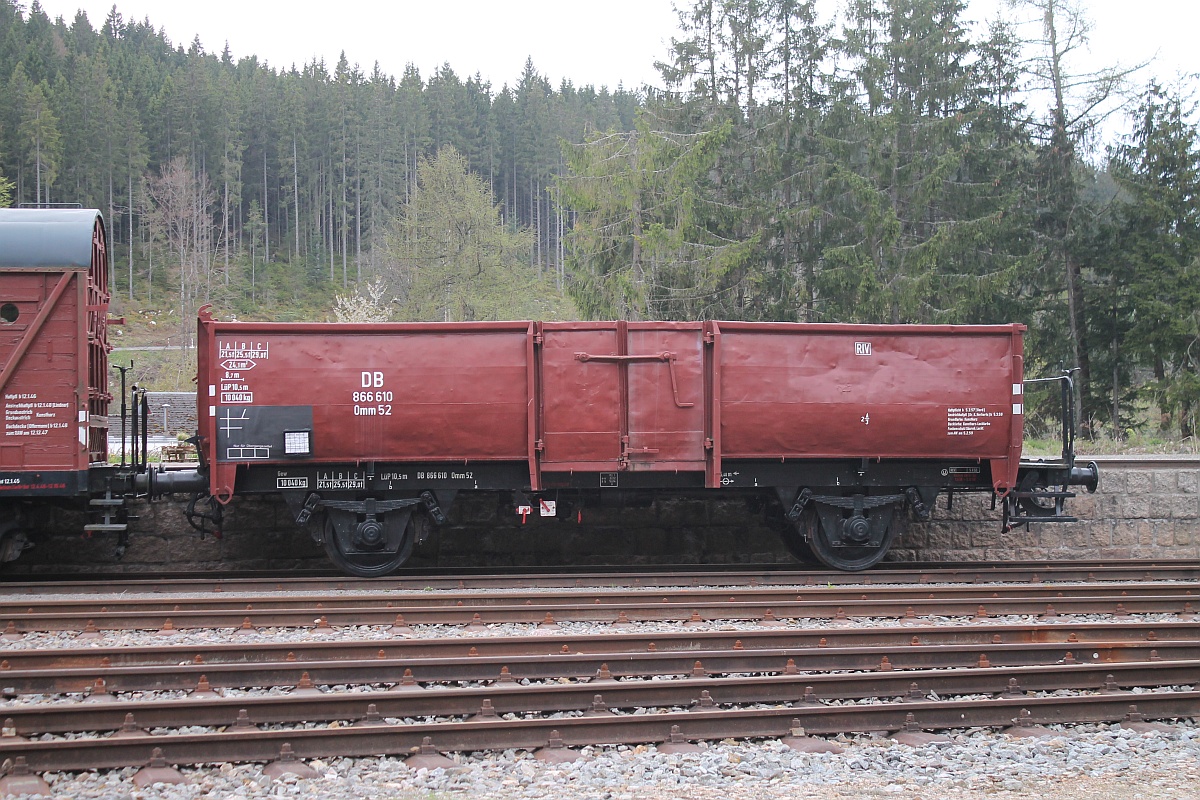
88,498,126,506
83,524,128,533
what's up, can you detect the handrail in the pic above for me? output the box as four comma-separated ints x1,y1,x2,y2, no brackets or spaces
1023,372,1076,467
574,351,695,408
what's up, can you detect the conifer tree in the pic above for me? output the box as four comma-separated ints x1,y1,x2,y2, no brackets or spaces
1107,82,1200,438
386,146,575,322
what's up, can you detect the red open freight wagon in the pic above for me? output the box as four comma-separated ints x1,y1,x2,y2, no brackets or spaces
194,310,1097,575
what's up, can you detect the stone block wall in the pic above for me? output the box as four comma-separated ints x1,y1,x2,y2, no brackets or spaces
143,392,198,438
890,459,1199,563
8,460,1197,572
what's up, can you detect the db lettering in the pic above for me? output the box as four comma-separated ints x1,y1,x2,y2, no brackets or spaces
361,371,384,388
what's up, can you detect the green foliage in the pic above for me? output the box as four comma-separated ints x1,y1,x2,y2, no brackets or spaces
9,61,61,202
561,113,754,320
0,5,633,319
385,146,577,321
1103,82,1200,439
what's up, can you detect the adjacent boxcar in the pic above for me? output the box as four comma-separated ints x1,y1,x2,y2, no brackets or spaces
195,312,1097,575
0,208,112,477
0,210,207,565
0,209,118,560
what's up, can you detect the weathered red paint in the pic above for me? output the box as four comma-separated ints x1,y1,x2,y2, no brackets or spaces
196,312,1025,498
0,213,111,484
714,322,1025,491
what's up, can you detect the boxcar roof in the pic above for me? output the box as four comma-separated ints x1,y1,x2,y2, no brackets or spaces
0,208,104,269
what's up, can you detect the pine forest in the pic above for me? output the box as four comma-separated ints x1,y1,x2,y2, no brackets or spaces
0,0,1196,444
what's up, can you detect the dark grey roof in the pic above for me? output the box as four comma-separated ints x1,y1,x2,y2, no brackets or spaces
0,208,105,269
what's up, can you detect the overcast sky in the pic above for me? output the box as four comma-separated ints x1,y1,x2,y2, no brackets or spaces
30,0,1198,95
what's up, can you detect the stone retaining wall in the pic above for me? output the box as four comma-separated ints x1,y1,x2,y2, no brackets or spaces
8,462,1198,572
892,463,1199,563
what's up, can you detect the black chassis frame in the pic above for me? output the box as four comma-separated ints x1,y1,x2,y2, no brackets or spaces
230,372,1099,561
243,455,999,554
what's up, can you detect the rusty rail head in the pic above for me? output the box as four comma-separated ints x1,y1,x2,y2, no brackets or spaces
2,690,1199,773
2,561,1200,597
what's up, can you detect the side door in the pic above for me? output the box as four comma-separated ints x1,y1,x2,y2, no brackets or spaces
538,321,706,475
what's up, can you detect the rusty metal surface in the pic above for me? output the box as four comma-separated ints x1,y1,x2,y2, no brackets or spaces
197,314,1029,496
1,590,1196,632
2,634,1198,694
2,691,1198,773
3,580,1198,614
715,324,1021,468
0,597,1190,633
4,562,1200,594
1087,455,1200,469
0,208,111,473
1,620,1192,668
2,570,1198,776
5,659,1198,737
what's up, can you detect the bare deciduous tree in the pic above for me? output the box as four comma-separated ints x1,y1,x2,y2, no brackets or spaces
142,156,218,318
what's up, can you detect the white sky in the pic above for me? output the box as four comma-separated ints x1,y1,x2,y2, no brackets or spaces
28,1,1199,101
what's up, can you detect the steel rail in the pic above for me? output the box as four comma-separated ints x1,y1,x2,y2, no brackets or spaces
0,593,1196,631
3,561,1199,595
1,620,1190,670
1086,454,1200,469
3,659,1198,737
2,580,1198,617
2,691,1198,773
2,638,1196,695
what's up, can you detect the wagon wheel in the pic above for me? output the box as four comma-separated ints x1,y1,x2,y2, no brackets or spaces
321,514,415,578
792,505,896,572
776,515,819,564
757,497,818,564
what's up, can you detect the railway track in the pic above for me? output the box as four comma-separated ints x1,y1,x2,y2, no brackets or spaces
6,558,1200,594
0,563,1197,631
0,564,1197,784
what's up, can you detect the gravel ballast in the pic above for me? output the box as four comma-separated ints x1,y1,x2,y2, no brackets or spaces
4,583,1198,798
7,723,1196,799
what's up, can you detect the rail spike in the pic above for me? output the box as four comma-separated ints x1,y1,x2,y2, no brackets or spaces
83,677,111,703
535,730,581,763
263,743,320,780
586,694,612,716
658,724,704,754
691,689,716,710
0,756,52,796
782,719,844,754
1,717,25,742
192,675,218,698
405,737,460,771
890,712,951,746
132,748,189,787
354,703,387,727
111,712,150,739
